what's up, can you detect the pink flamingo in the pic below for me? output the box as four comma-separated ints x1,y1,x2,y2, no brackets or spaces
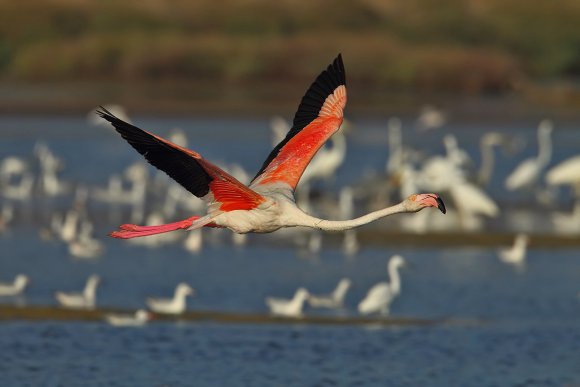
98,55,445,239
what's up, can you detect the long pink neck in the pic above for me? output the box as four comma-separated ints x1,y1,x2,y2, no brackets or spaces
309,202,407,231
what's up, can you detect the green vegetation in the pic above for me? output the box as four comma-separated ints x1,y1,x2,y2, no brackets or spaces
1,0,580,111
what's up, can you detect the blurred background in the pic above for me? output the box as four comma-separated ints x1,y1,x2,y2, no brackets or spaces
1,1,580,386
2,0,580,115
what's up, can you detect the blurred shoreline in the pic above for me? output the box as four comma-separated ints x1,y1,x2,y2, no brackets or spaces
3,81,580,121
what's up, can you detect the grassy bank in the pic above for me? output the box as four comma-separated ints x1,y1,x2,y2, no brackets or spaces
1,1,580,113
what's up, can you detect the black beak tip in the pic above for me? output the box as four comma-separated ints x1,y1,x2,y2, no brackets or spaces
436,196,446,214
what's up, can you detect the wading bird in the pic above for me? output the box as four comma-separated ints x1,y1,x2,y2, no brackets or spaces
358,255,406,316
55,274,100,310
307,278,351,309
146,283,194,315
498,233,529,270
105,309,151,327
0,274,29,297
98,55,445,240
266,287,310,317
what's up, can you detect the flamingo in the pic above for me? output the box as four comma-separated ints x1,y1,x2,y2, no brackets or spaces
98,55,445,240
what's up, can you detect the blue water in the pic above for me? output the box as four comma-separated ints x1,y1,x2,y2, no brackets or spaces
1,321,579,386
1,115,580,386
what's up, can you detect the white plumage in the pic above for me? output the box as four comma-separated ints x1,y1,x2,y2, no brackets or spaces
505,120,553,191
308,278,351,309
55,275,100,310
105,309,151,327
266,287,310,317
358,255,405,316
498,233,529,269
0,274,29,297
147,283,194,315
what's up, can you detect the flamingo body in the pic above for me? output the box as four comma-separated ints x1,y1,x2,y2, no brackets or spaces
99,55,445,240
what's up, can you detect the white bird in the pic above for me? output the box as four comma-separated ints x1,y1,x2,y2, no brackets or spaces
418,154,498,229
0,156,34,200
505,120,553,192
55,275,100,309
105,309,151,327
443,134,472,170
59,209,81,243
68,220,105,259
147,283,194,315
477,132,506,187
552,201,580,235
385,117,404,175
0,202,14,233
183,228,203,254
34,142,68,197
0,274,29,297
358,255,405,316
339,186,359,256
498,233,529,269
308,278,351,309
416,105,446,131
546,155,580,197
266,287,310,317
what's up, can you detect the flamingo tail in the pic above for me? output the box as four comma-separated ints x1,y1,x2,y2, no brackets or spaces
109,215,215,239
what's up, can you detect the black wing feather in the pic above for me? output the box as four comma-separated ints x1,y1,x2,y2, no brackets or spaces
97,107,212,198
251,54,346,182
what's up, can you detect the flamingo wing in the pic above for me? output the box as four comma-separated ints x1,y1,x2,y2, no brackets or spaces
97,108,265,212
250,54,347,192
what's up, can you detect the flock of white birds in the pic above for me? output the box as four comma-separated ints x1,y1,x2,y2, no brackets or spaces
1,105,579,322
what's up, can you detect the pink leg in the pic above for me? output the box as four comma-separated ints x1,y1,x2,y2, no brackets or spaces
109,216,202,239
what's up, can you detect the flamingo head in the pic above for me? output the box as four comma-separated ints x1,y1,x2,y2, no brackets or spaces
406,193,446,214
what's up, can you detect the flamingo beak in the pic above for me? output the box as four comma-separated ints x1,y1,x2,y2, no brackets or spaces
417,194,446,214
435,196,446,214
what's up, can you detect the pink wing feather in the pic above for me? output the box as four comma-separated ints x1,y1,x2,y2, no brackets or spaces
251,54,347,191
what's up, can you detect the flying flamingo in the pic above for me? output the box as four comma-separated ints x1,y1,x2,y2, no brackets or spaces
98,54,446,240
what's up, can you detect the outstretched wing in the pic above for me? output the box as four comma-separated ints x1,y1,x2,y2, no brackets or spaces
98,108,265,212
250,54,347,192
